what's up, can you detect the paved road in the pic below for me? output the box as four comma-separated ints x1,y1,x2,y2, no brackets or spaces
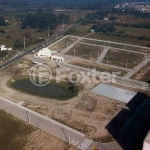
97,47,109,64
0,96,106,150
124,57,150,79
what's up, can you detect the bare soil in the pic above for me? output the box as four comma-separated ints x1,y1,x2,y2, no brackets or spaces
0,59,127,142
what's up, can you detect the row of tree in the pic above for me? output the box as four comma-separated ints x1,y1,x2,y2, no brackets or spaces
91,22,116,34
21,12,69,31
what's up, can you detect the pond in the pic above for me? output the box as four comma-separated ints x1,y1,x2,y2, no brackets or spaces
11,79,77,100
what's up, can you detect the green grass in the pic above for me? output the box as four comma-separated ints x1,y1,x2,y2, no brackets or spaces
102,49,144,69
0,109,35,150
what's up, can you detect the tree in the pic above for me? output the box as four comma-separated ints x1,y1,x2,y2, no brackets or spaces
0,16,6,26
14,39,24,49
0,29,5,34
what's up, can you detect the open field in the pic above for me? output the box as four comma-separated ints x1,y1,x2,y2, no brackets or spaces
69,60,128,76
71,24,94,37
0,109,35,150
66,43,103,61
102,49,144,69
0,59,127,142
115,26,150,38
54,9,93,24
49,36,79,51
86,33,150,47
0,109,77,150
131,62,150,82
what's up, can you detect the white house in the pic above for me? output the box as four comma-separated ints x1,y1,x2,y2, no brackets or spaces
36,48,52,57
0,45,12,51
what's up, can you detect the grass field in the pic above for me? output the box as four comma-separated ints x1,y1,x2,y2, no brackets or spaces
69,60,128,76
0,109,35,150
71,24,94,37
102,49,144,69
54,9,93,24
87,33,150,47
66,43,103,61
115,26,150,38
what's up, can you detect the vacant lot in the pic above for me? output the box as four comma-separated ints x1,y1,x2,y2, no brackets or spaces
49,36,79,51
87,33,150,47
115,26,150,38
102,49,144,69
0,109,35,150
0,59,127,142
66,43,103,61
69,60,128,76
0,109,77,150
131,61,150,82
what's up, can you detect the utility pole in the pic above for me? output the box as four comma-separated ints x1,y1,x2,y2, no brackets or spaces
24,36,26,51
107,54,108,64
47,26,50,38
124,42,126,49
26,111,30,124
63,20,64,31
126,59,128,69
91,52,92,60
75,16,76,25
74,49,76,57
83,13,85,20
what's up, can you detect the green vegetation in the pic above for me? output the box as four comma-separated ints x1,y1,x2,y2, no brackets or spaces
0,109,35,150
91,23,116,34
0,51,8,58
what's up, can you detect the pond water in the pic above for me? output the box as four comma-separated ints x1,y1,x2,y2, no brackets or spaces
11,79,68,98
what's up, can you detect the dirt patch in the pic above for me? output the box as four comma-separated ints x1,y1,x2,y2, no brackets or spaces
69,59,128,76
66,43,103,61
76,93,97,112
25,130,78,150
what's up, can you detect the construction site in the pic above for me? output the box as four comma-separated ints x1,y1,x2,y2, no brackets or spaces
0,35,150,150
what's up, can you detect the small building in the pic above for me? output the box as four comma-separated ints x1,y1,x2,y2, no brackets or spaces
104,17,109,21
0,45,12,51
50,55,64,62
90,29,95,33
36,48,52,57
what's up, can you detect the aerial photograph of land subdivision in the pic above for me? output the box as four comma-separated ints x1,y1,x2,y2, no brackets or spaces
0,0,150,150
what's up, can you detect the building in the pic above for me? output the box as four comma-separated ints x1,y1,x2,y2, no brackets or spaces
50,55,64,62
0,45,12,51
143,131,150,150
36,48,52,57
